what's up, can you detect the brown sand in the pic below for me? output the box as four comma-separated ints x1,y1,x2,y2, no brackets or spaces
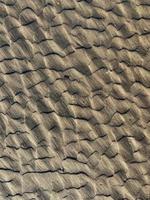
0,0,150,199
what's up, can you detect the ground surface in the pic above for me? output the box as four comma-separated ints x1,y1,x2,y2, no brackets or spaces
0,0,150,199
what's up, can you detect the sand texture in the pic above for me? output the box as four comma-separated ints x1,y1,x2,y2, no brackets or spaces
0,0,150,199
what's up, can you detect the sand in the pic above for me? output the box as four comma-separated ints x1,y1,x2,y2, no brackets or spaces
0,0,150,199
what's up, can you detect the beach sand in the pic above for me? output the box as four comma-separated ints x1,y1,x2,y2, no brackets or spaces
0,0,150,199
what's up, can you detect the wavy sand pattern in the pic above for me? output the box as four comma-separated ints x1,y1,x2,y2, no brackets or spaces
0,0,150,199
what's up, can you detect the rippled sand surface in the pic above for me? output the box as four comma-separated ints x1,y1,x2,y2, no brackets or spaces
0,0,150,199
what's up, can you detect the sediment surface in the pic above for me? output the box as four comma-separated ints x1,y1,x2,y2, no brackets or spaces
0,0,150,199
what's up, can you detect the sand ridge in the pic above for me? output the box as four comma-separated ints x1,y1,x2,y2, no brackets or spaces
0,0,150,199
